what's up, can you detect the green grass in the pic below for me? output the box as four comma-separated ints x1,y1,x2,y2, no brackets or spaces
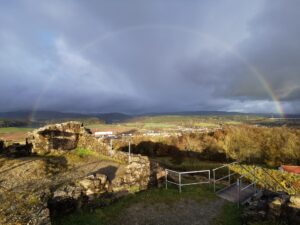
193,122,219,128
75,148,97,157
142,122,177,129
213,202,241,225
0,127,33,133
52,185,217,225
224,121,242,125
68,148,124,164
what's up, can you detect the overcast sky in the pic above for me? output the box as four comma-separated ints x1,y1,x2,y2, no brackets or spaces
0,0,300,114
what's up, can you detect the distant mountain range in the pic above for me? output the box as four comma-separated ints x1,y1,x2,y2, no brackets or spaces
143,111,300,118
0,110,299,125
0,111,132,124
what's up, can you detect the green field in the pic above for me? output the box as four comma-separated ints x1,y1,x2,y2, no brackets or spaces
0,127,33,133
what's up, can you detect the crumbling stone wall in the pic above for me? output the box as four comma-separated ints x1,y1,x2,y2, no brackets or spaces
0,139,4,153
0,139,32,157
25,122,165,219
27,121,144,164
113,155,151,191
49,156,160,217
77,132,131,163
27,121,91,153
49,172,111,216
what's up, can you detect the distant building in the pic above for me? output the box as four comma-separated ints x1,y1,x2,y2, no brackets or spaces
94,131,113,138
279,165,300,175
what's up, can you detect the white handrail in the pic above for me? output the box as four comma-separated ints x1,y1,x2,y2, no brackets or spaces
241,182,255,191
215,173,237,182
237,167,257,208
165,169,211,192
180,170,210,175
166,169,181,174
213,161,238,192
212,161,238,171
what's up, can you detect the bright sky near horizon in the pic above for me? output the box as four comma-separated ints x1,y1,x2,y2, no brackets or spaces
0,0,300,114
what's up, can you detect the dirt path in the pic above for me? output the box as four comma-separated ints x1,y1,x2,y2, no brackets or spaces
113,198,225,225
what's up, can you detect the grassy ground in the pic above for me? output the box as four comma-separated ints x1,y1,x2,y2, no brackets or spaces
213,202,241,225
52,185,240,225
47,148,125,165
0,127,34,142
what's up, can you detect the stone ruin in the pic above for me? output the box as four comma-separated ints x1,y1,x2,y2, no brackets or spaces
9,121,163,224
27,121,91,153
0,139,32,157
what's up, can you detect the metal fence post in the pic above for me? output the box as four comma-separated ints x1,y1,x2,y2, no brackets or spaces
228,167,231,185
237,179,240,208
208,170,211,188
165,170,168,190
179,173,182,193
213,170,216,192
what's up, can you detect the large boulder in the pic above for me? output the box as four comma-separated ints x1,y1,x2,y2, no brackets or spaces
27,121,91,153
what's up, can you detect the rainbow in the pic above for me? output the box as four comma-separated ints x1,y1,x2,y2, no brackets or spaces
29,25,285,121
245,66,285,118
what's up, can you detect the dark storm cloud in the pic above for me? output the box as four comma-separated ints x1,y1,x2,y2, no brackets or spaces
0,0,299,114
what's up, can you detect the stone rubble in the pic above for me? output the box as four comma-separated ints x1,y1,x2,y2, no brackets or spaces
242,191,300,224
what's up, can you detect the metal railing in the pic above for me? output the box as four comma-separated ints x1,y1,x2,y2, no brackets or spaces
213,161,238,192
237,166,257,207
165,169,211,192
